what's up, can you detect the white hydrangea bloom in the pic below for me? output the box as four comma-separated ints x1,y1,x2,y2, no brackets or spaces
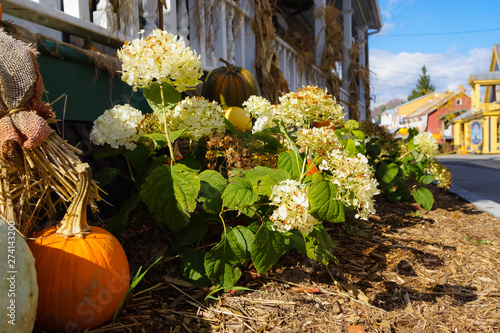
167,97,225,142
295,127,343,157
90,104,145,150
320,150,380,220
413,132,439,157
243,95,276,133
269,179,321,235
117,29,203,92
275,86,344,129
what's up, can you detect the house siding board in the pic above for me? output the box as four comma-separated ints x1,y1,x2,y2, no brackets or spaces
427,94,471,142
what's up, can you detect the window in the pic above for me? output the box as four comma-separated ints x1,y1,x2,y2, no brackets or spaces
497,117,500,144
456,99,462,106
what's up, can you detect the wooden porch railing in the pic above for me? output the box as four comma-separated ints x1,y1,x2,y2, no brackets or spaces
3,0,336,99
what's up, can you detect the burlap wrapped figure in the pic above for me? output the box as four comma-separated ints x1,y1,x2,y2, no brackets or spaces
0,29,100,236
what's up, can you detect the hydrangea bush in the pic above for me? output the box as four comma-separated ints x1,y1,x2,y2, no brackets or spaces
90,29,451,291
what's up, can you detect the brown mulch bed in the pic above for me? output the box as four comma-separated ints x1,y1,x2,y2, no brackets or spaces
83,184,500,333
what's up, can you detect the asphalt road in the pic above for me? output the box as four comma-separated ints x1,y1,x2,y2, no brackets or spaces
436,154,500,219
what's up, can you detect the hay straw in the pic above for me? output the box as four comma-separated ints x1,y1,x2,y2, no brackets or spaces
1,133,100,236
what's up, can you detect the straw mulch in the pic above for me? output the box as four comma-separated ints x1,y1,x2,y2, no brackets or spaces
45,184,499,333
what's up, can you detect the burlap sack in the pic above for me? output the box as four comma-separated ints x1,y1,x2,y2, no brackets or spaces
0,29,54,166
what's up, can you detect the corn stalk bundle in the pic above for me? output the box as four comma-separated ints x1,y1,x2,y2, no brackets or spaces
0,29,100,237
347,43,360,120
317,4,344,101
253,0,289,104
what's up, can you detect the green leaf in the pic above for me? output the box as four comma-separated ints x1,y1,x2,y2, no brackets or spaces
173,216,209,250
223,116,237,134
222,177,258,217
112,256,162,324
242,166,289,197
93,167,120,188
366,141,382,160
170,128,188,143
286,230,307,255
413,187,434,210
278,150,302,179
140,165,199,231
421,175,435,185
251,223,289,274
139,133,168,150
308,173,345,223
352,130,365,141
204,236,242,290
377,162,399,184
198,170,228,214
227,226,255,264
251,131,282,150
171,163,201,213
411,150,425,163
94,146,123,160
345,139,356,156
180,248,211,287
142,81,181,120
303,225,336,265
123,144,150,173
107,193,143,236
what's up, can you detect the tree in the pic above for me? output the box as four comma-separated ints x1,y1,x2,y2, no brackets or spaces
407,65,435,101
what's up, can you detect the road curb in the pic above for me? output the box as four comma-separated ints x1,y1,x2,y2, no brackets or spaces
447,184,500,220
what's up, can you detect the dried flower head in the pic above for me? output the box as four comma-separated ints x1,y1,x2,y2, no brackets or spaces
269,179,321,234
427,158,453,190
118,29,203,92
90,104,145,150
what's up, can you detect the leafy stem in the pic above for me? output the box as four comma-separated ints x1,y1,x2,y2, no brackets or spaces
160,83,176,166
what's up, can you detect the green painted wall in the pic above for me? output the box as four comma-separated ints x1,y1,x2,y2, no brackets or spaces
36,39,152,122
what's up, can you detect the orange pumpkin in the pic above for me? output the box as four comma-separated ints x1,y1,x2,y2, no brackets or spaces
312,119,330,128
27,164,130,331
28,226,130,331
306,159,320,175
286,150,320,176
0,4,3,21
202,58,261,108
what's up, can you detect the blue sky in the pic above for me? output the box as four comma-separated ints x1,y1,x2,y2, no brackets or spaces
369,0,499,107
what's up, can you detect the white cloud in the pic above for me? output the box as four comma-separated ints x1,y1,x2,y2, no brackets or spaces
377,22,395,36
369,47,492,107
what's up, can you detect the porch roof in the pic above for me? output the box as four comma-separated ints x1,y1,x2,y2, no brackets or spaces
405,92,456,119
451,110,472,122
356,0,383,31
468,71,500,85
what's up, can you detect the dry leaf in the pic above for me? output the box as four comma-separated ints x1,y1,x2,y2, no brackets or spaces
347,324,368,333
289,286,320,293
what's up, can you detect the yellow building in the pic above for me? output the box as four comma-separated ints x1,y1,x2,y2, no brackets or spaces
453,45,500,154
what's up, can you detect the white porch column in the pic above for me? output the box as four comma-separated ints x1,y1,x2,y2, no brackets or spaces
177,0,190,44
315,0,326,67
34,0,60,8
94,0,117,30
63,0,90,20
342,0,354,87
120,0,139,38
142,0,158,37
162,0,178,35
356,26,367,67
357,26,367,121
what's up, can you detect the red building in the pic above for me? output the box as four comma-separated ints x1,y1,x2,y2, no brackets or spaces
403,87,470,144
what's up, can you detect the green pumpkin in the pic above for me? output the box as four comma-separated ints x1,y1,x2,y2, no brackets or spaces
202,58,261,108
